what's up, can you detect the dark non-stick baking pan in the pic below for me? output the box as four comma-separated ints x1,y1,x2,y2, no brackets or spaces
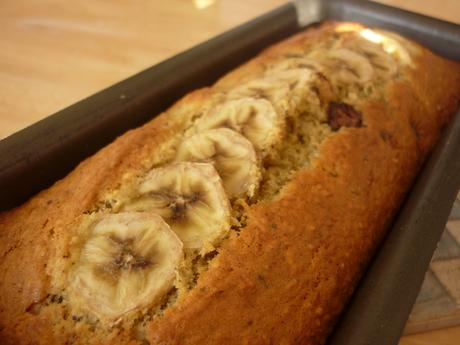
1,1,459,344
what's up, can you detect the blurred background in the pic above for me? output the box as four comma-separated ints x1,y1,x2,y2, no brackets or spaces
0,1,460,344
1,0,459,139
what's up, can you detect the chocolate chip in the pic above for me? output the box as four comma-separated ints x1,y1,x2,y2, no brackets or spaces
72,315,83,322
297,133,305,144
327,102,363,131
51,295,64,304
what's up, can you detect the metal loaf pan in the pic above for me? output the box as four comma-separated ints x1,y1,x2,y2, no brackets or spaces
1,1,459,344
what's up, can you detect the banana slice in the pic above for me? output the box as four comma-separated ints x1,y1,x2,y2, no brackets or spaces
175,128,260,199
339,34,400,77
335,24,416,65
228,76,291,107
264,57,336,106
311,48,374,84
354,39,398,76
268,57,321,74
228,67,314,113
194,97,282,153
270,68,314,92
124,162,231,252
68,212,182,321
359,29,413,66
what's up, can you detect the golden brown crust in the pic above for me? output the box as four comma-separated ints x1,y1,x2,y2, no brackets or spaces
147,25,460,344
0,104,187,343
0,21,459,345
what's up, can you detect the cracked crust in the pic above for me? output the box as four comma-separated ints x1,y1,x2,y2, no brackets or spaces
0,22,459,345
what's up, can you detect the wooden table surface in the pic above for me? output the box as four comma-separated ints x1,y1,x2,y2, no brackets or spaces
1,0,459,344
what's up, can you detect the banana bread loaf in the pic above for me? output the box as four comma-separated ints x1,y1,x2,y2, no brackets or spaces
0,21,459,345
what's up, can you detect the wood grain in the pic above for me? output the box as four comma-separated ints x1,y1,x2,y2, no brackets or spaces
400,326,460,345
0,0,459,343
1,0,459,139
0,0,285,139
403,201,460,336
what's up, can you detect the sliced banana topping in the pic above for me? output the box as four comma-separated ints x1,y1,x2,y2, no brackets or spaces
194,97,282,154
228,67,315,113
347,38,398,77
375,29,420,55
269,68,315,94
310,48,374,84
359,29,413,65
335,24,414,66
68,212,182,321
175,128,260,199
228,76,291,107
124,162,231,252
269,57,322,74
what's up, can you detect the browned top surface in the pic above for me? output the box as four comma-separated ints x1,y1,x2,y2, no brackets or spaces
2,1,460,344
146,24,460,344
0,20,459,345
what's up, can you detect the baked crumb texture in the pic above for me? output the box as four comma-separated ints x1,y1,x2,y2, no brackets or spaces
0,22,459,345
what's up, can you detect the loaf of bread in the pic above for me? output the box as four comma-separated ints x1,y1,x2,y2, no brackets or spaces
0,21,459,345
